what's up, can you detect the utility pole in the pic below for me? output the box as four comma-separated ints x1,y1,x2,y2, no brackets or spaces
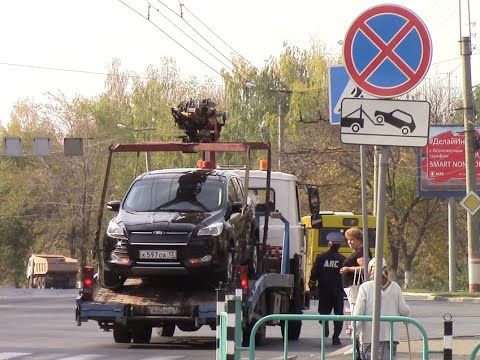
460,35,480,292
278,102,285,171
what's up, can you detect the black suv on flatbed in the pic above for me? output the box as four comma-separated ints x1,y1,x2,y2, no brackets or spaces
101,168,260,289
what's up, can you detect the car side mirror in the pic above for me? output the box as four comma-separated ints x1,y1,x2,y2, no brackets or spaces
231,201,243,213
106,200,121,212
307,186,319,216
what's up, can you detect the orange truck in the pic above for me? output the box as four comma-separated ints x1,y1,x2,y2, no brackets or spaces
26,254,78,289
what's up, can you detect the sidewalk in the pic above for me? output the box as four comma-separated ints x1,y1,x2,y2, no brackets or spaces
292,336,480,359
403,292,480,304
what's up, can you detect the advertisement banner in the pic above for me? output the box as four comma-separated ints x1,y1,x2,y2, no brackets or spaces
418,125,480,197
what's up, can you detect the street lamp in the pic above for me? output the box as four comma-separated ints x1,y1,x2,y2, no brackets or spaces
116,123,155,171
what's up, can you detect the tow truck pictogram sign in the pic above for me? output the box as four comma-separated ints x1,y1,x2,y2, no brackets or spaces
343,4,432,98
340,98,430,147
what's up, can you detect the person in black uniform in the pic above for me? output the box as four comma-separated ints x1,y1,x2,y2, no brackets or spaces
309,232,346,346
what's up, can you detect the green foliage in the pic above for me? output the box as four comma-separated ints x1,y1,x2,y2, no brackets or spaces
0,46,466,292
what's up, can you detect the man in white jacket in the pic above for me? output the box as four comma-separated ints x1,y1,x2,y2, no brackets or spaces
353,258,411,360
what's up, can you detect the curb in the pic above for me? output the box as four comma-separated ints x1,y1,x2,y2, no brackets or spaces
403,292,480,303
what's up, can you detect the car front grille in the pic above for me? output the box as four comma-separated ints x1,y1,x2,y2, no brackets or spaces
128,231,212,265
129,231,190,244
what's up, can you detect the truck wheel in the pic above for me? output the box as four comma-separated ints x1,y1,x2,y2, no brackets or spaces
113,324,131,343
132,325,152,343
39,277,45,289
281,320,302,340
243,293,267,346
243,319,266,347
102,268,125,290
160,324,175,337
28,277,33,289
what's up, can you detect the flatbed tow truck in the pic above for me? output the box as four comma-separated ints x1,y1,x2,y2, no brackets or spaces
75,100,312,344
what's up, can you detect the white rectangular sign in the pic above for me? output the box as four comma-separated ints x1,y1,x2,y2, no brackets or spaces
340,98,430,147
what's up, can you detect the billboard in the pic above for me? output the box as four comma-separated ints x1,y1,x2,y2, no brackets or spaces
418,125,480,197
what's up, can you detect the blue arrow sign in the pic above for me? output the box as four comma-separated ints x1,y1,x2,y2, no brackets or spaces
329,65,376,124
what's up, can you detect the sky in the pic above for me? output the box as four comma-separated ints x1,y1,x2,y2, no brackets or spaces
0,0,478,126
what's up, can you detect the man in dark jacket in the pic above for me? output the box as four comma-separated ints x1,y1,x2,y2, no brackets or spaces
309,232,346,346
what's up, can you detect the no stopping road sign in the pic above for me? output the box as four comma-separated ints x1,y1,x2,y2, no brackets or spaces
343,4,432,98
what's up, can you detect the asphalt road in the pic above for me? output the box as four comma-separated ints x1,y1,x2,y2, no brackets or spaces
1,289,480,359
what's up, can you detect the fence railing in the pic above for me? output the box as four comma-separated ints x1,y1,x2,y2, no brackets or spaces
238,314,430,360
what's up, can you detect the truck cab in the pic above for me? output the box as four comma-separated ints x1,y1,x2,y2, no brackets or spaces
232,169,304,265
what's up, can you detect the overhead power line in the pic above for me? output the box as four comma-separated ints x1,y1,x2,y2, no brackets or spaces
147,0,235,73
155,0,235,69
117,0,225,78
0,62,108,76
180,2,259,72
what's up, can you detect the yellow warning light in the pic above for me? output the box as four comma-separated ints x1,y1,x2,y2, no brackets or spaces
259,159,268,171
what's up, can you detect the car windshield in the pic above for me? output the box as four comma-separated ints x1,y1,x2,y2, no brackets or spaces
123,173,224,213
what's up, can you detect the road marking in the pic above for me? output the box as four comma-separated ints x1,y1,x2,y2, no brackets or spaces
0,354,31,360
56,356,104,360
140,357,185,360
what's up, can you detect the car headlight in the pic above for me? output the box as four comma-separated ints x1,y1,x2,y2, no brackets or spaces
106,220,126,238
197,222,224,236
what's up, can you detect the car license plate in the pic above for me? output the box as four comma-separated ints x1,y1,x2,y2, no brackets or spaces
139,250,177,260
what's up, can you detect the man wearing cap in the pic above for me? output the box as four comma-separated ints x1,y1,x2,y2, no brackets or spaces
309,232,346,346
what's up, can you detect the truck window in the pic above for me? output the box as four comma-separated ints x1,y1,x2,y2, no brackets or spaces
247,188,275,213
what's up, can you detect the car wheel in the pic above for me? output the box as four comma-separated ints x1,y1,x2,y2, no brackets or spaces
226,250,235,282
376,115,384,123
102,268,125,290
401,126,410,135
248,240,263,278
351,124,360,133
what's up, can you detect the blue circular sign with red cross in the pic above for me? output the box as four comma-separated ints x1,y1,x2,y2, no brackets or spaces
343,4,432,98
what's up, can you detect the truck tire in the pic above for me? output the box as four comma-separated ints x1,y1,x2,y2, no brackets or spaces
177,323,201,332
28,277,33,289
132,325,152,343
280,254,303,341
113,324,131,343
281,320,302,340
39,277,46,289
160,324,175,337
243,319,266,347
243,293,267,346
102,268,125,290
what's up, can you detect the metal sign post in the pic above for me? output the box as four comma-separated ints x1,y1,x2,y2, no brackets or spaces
342,4,432,359
372,146,389,360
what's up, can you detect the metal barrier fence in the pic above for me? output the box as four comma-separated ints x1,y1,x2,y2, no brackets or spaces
220,313,432,360
470,342,480,360
218,311,228,360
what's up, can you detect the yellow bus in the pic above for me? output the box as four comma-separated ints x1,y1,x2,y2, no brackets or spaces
302,211,386,293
